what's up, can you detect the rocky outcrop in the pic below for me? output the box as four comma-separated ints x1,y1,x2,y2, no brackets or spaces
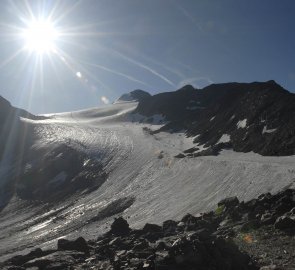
115,89,151,103
2,189,294,269
15,143,107,202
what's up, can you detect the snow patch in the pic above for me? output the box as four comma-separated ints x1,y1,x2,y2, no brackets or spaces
237,119,247,129
262,126,277,134
218,134,230,143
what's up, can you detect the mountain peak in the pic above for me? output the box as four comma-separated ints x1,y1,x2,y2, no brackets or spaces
115,89,151,104
178,84,196,91
266,79,277,85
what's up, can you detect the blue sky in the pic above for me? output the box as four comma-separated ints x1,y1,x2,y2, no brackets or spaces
0,0,294,114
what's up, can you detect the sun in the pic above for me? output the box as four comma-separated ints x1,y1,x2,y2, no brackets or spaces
22,19,59,54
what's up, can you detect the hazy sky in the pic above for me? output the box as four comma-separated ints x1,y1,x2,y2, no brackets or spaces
0,0,294,114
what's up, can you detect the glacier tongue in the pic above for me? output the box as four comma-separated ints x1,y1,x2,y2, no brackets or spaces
0,101,295,261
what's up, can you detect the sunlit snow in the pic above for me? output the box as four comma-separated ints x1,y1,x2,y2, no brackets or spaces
237,119,247,129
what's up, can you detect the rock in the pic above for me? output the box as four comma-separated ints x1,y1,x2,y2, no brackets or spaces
109,217,130,236
274,216,295,230
258,193,272,203
274,202,293,215
254,205,266,215
218,196,239,208
177,221,185,227
155,241,169,251
183,147,199,154
246,199,258,210
259,265,278,270
142,223,162,234
174,153,185,158
109,237,122,247
162,220,178,235
24,251,83,269
181,213,198,223
132,239,149,251
57,237,89,254
187,228,211,241
241,220,260,232
260,214,276,226
8,248,48,266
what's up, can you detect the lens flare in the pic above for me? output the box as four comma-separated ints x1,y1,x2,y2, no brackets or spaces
22,19,59,53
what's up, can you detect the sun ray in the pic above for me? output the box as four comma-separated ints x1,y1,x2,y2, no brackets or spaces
0,49,24,69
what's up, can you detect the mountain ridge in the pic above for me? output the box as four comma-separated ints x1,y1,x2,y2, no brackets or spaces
133,80,295,156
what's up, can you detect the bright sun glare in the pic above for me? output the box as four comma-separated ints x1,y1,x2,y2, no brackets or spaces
23,20,59,53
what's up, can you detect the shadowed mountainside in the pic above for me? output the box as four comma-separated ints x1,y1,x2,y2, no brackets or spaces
134,81,295,156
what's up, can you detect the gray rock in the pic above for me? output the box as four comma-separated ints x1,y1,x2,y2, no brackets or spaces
274,216,295,230
218,196,239,208
58,237,89,254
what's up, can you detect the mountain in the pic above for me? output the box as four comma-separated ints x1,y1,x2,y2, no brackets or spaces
0,81,295,268
134,80,295,156
114,89,151,103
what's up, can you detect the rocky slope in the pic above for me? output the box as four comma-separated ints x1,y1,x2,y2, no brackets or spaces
134,81,295,156
0,96,46,210
1,188,294,270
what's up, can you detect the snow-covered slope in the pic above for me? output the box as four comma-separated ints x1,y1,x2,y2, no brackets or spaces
0,101,295,261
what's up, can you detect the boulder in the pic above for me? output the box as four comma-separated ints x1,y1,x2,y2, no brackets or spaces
57,237,89,254
274,216,295,230
162,220,177,235
24,251,83,270
109,217,131,236
274,202,293,215
181,213,198,223
218,196,239,208
142,223,162,234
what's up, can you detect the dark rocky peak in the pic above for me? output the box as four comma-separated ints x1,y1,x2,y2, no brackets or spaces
115,89,151,103
130,89,151,100
202,80,286,98
134,88,200,121
177,84,196,92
